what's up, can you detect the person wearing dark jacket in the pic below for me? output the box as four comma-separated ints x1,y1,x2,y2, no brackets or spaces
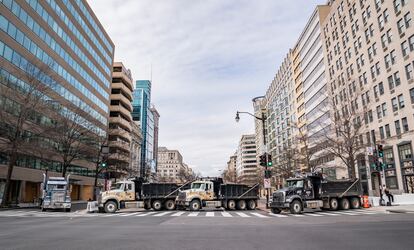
383,185,394,205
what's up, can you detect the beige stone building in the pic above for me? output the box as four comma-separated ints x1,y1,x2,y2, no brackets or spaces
108,62,134,177
129,121,142,176
320,0,414,194
224,154,237,183
157,147,192,183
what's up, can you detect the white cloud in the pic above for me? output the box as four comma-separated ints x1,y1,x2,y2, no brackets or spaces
88,0,325,176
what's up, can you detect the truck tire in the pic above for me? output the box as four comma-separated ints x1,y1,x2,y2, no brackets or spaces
104,201,118,213
350,197,361,209
189,200,201,211
227,200,236,210
290,200,303,214
247,200,257,210
236,200,247,210
65,208,71,213
329,198,339,211
152,200,163,211
340,198,350,210
271,207,281,214
165,199,176,211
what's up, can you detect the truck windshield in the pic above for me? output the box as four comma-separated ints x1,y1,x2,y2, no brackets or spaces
287,180,304,188
111,183,124,190
191,183,205,190
47,184,66,190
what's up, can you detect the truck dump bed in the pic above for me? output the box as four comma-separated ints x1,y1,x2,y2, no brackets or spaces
219,183,259,199
142,183,180,198
321,179,362,197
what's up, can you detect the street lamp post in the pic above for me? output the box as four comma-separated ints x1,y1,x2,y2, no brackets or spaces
235,110,270,208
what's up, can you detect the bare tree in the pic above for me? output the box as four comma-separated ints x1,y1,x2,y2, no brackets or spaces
46,103,98,178
222,169,237,183
0,63,56,207
321,80,367,179
177,168,196,183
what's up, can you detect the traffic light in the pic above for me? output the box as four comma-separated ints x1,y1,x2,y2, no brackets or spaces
100,162,107,168
264,170,272,178
377,145,384,158
259,154,267,167
267,154,272,167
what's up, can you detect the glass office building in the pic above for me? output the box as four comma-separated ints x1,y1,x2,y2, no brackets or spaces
0,0,114,204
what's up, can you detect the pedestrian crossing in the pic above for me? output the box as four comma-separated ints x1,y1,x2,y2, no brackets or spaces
0,209,389,219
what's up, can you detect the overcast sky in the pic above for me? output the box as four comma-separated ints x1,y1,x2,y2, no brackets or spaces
89,0,325,176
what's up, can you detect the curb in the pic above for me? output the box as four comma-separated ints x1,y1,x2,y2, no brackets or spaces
386,209,414,214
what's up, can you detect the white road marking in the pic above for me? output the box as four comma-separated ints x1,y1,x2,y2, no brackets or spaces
119,212,141,216
171,211,186,217
206,212,215,217
305,213,323,217
236,212,250,217
331,211,358,215
316,212,340,216
250,212,268,218
136,212,156,217
221,212,232,217
188,212,199,217
291,214,305,217
268,213,288,218
153,211,172,217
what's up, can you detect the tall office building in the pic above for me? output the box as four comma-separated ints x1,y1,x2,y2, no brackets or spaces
132,80,159,178
236,134,258,185
108,62,133,177
321,0,414,194
151,106,160,173
0,0,114,203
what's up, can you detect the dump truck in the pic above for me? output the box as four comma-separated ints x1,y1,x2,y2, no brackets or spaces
98,178,190,213
175,178,260,211
269,173,363,214
41,174,71,212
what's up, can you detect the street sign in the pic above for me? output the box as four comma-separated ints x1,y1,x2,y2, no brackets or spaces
264,178,271,189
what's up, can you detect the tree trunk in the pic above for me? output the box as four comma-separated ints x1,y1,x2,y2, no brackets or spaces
1,153,17,207
93,162,100,200
61,162,67,177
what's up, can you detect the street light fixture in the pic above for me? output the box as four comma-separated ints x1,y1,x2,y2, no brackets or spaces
235,112,240,123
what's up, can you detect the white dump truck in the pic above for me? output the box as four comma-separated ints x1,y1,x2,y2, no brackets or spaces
41,174,71,212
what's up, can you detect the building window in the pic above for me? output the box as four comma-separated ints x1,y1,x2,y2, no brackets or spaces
409,35,414,51
392,97,398,111
398,143,412,161
402,117,409,132
382,103,387,117
395,120,401,135
406,63,413,80
398,94,405,108
385,124,391,137
410,88,414,103
401,41,409,56
379,126,385,139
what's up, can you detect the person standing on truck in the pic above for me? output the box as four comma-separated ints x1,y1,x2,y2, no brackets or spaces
383,185,394,205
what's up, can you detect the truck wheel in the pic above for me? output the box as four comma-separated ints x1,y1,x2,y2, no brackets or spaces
104,201,118,213
247,200,257,210
340,198,350,210
189,200,201,211
165,200,176,211
271,207,281,214
152,200,163,211
350,197,361,209
329,198,339,211
227,200,236,210
236,200,247,210
290,200,303,214
65,208,71,213
41,208,46,212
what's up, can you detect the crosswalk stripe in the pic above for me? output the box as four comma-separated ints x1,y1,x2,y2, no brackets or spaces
221,212,232,217
188,212,199,217
171,211,186,217
268,213,288,218
331,211,358,215
250,212,268,218
348,210,377,215
291,214,305,217
119,212,141,217
236,212,250,217
153,211,172,217
136,212,156,217
206,212,214,217
316,212,340,216
305,213,323,217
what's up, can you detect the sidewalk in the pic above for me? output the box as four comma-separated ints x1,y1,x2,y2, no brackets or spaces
367,204,414,214
257,198,270,212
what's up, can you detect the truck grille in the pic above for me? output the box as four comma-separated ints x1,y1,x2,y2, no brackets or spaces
272,192,284,202
52,192,65,202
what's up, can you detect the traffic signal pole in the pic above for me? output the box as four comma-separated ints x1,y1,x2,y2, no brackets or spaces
260,112,270,209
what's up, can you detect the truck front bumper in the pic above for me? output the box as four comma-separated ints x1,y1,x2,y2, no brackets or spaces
269,201,289,208
42,202,71,209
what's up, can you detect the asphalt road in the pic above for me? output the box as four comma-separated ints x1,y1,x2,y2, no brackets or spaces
0,209,413,250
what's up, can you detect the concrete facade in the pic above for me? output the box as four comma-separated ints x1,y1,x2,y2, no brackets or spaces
236,134,258,185
157,147,192,183
0,0,114,204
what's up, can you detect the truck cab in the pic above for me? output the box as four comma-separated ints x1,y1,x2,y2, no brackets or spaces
41,174,71,212
176,180,219,211
99,180,138,213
